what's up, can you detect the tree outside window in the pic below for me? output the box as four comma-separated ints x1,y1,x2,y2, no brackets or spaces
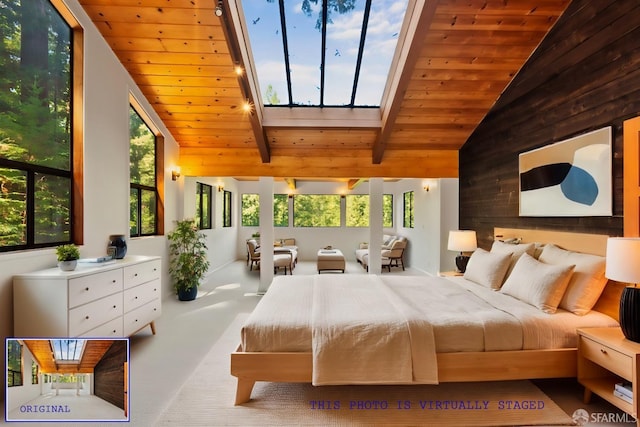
0,0,74,251
294,195,340,227
403,191,414,228
345,194,393,227
241,193,289,227
129,106,157,237
196,182,212,230
7,340,22,387
223,190,232,227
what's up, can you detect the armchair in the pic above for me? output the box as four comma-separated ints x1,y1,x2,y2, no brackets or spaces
381,239,407,271
246,239,260,271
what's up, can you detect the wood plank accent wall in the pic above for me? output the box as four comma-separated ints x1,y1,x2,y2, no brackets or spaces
94,341,127,410
459,0,640,249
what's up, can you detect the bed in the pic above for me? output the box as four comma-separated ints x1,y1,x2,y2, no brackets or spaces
231,228,624,404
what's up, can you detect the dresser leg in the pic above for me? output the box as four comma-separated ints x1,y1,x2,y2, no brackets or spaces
583,387,592,404
149,321,156,335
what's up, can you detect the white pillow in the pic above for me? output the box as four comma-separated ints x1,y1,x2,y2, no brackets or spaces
463,249,512,290
500,253,575,313
490,240,537,278
538,244,607,315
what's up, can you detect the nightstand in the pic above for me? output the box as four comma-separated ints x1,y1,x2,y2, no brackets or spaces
577,327,640,424
438,271,463,277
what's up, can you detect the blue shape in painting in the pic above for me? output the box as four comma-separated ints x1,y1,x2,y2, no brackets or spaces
560,165,598,206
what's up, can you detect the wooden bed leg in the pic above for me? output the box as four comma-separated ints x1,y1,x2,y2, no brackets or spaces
235,378,256,405
583,387,592,404
149,321,156,335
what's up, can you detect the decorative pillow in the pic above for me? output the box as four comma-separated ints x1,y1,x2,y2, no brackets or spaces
490,240,537,278
463,249,512,290
500,253,575,313
538,244,607,315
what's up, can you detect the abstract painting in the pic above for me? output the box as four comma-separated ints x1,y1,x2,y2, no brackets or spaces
519,127,612,217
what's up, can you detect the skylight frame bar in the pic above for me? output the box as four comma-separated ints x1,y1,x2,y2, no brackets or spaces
350,0,373,107
319,0,328,107
277,0,294,106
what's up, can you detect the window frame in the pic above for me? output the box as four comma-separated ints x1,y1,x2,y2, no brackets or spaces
403,191,414,228
223,190,232,228
196,182,212,230
0,0,84,252
7,340,23,387
128,98,165,237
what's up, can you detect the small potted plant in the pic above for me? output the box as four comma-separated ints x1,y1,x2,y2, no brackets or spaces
56,244,80,271
168,218,210,301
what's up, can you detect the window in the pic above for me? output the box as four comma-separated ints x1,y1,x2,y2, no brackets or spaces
403,191,414,228
7,340,22,387
223,190,232,227
0,0,80,251
345,194,394,227
293,195,340,227
241,194,259,227
241,193,290,227
241,0,409,107
196,182,212,230
129,105,158,237
32,360,38,385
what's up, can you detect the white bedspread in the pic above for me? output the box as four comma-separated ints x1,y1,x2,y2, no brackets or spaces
240,274,618,386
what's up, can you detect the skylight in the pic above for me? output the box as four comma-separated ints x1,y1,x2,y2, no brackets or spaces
240,0,409,108
50,339,85,363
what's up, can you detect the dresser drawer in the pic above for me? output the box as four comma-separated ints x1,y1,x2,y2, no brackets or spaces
79,317,123,337
68,293,123,337
123,299,161,336
580,335,632,380
123,259,161,289
68,269,123,308
123,279,160,313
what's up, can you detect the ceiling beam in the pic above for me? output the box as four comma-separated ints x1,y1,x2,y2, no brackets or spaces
219,0,270,163
285,178,296,190
372,0,437,164
347,179,365,190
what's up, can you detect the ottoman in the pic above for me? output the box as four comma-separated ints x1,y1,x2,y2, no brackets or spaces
317,249,345,273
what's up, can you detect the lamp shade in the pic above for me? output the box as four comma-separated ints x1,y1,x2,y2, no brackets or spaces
605,237,640,283
447,230,478,252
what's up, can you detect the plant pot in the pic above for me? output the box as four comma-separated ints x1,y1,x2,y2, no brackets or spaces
177,286,198,301
58,260,77,271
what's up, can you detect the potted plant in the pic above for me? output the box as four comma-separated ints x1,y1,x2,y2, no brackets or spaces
168,218,210,301
56,244,80,271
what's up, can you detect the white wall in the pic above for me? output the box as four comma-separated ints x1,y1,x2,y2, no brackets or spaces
1,0,181,401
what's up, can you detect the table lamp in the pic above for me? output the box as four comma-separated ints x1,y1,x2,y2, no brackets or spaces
448,230,477,273
605,237,640,342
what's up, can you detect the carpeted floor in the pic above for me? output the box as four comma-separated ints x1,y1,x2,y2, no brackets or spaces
156,315,574,426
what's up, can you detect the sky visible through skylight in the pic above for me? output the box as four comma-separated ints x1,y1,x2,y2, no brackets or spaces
241,0,409,107
51,339,85,362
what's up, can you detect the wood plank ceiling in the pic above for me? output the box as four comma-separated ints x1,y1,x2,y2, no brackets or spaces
77,0,571,180
24,340,114,374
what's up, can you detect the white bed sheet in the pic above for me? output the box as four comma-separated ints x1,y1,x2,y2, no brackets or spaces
241,274,618,354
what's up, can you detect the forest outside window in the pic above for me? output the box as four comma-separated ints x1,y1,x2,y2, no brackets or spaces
345,194,393,228
129,105,158,237
294,195,340,227
0,0,78,251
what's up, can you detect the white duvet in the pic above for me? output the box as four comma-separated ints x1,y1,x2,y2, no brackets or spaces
240,274,617,386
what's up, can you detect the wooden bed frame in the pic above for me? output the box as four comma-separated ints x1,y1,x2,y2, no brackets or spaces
231,228,624,404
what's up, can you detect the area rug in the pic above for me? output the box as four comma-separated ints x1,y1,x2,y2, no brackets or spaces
155,315,575,426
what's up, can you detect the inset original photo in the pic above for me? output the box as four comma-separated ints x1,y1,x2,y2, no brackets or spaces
5,338,129,422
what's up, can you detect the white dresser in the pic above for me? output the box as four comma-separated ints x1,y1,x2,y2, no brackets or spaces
13,255,162,338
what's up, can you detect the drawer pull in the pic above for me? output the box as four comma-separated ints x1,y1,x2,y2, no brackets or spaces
112,280,116,283
113,305,117,308
85,315,89,320
85,287,89,291
600,348,607,354
134,273,138,277
112,330,116,334
135,296,138,299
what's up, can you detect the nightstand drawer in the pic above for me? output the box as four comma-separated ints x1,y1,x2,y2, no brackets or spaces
580,335,632,380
